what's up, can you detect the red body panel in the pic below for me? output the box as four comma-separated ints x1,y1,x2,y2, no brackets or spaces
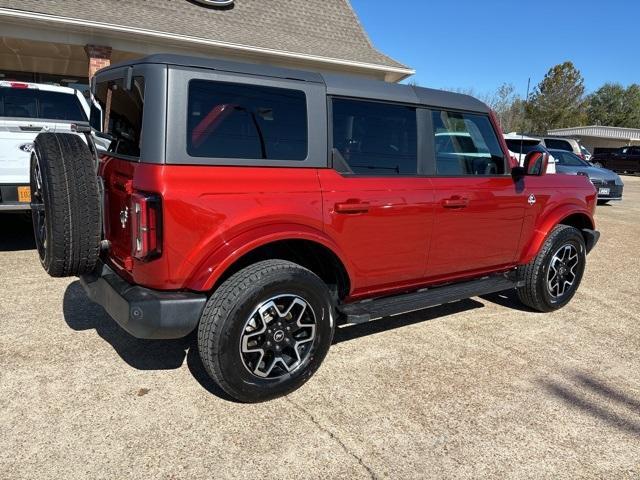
100,155,596,300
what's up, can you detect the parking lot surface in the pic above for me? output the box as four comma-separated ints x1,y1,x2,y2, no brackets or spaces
1,178,639,479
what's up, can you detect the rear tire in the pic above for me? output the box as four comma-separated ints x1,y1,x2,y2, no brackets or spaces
197,260,335,403
30,133,101,277
517,225,586,312
597,200,610,206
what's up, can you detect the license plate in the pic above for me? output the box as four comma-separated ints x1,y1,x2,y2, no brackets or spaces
598,187,610,195
18,186,31,203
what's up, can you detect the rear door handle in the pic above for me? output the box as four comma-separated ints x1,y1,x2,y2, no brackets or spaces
442,197,469,209
334,202,370,214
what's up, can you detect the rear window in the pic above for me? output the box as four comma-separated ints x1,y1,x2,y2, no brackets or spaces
545,138,572,151
187,80,308,160
505,139,541,155
0,88,87,121
94,76,145,158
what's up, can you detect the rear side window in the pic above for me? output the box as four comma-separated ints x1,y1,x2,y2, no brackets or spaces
432,110,505,175
0,88,86,121
505,139,541,155
332,98,417,175
545,138,572,151
94,76,145,158
187,80,308,160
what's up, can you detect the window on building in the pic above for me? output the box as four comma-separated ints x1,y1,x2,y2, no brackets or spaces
93,76,145,158
432,110,505,175
187,80,308,160
332,98,417,175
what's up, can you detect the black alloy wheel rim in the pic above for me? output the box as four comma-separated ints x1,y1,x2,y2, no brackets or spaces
547,243,579,300
30,152,47,260
239,294,317,379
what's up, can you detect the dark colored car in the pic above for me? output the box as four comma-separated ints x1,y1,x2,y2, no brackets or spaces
29,54,599,403
550,149,624,205
590,146,640,173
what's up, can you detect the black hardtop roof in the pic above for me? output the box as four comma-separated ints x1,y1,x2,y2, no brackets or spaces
101,54,489,113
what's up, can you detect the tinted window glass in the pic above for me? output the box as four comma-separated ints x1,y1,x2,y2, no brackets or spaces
505,139,541,155
94,76,145,158
554,151,585,166
432,110,505,175
332,99,417,175
0,88,86,121
545,138,572,151
187,80,307,160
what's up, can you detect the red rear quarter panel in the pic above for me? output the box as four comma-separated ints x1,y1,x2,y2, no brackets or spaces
121,164,332,291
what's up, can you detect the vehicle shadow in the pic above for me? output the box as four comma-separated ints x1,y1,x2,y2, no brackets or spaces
540,371,640,437
62,282,496,399
62,281,236,401
480,289,537,313
0,213,35,251
333,298,484,344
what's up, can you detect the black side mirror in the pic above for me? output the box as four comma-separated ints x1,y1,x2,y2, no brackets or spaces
523,150,549,176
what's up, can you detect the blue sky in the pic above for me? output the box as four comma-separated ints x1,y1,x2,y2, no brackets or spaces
350,0,639,97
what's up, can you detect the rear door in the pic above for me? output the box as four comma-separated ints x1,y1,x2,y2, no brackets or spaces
318,98,435,295
426,109,525,279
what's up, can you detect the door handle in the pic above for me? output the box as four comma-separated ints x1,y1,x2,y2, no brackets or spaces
442,197,469,209
334,201,370,214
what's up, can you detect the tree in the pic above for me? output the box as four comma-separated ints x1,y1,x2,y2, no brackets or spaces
484,83,528,133
526,62,586,134
586,83,640,128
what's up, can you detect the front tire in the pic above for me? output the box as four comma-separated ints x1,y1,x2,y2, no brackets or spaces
517,225,586,312
197,260,335,403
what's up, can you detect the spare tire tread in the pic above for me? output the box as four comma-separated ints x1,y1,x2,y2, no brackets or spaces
32,133,101,277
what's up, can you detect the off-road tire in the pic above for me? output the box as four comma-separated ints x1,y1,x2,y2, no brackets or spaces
198,260,335,403
31,133,101,277
517,225,586,312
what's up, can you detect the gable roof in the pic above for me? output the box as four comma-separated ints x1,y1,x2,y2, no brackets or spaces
0,0,413,81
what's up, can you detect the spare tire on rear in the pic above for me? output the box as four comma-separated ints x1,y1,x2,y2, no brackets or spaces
30,133,101,277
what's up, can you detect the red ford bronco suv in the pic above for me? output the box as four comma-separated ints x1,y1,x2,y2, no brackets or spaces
30,55,599,402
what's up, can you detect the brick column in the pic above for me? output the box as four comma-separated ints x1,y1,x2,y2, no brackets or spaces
84,44,112,81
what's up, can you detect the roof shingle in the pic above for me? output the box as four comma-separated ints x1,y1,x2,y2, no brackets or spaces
0,0,410,71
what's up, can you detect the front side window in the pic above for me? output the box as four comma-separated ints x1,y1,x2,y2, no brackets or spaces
187,80,308,160
332,98,417,175
94,76,145,158
433,110,505,175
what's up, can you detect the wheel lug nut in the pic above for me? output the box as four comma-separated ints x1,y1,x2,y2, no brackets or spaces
266,341,272,346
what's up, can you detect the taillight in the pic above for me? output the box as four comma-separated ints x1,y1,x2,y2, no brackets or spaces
130,192,162,261
9,82,30,89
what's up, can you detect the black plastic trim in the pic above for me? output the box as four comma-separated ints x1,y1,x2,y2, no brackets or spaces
582,228,601,254
338,274,519,324
80,261,207,339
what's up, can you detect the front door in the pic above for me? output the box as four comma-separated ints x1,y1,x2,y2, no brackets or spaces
320,98,435,296
426,109,525,279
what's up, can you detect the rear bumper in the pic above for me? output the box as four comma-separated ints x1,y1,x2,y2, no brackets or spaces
0,184,30,211
80,261,207,339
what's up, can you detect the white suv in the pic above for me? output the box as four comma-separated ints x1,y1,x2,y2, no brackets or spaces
541,137,591,161
0,81,96,212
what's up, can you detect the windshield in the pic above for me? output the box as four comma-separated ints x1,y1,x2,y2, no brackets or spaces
0,88,87,121
505,139,541,155
553,150,588,167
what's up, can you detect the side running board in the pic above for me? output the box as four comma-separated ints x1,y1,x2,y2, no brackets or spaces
337,274,521,324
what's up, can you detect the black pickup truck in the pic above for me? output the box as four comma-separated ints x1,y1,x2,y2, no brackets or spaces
591,146,640,173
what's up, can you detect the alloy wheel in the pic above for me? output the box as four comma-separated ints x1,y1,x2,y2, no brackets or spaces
547,244,579,299
240,294,317,379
